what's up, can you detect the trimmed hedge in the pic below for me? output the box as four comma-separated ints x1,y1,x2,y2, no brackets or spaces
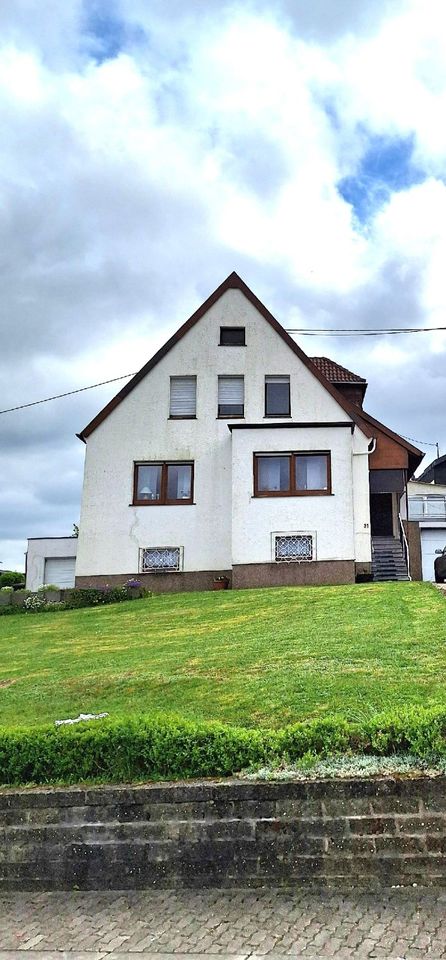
2,706,446,787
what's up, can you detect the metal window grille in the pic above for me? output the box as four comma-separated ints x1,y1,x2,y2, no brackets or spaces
274,534,313,562
140,547,182,573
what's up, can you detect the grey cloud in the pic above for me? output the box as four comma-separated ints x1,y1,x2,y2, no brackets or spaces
269,0,408,42
0,0,83,67
222,130,290,200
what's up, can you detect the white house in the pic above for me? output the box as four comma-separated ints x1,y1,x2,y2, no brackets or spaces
75,273,423,591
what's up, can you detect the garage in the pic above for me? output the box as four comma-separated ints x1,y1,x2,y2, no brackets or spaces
44,556,76,589
421,527,446,581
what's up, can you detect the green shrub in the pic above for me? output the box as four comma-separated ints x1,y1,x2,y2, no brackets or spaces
0,571,25,588
0,606,20,617
37,583,60,593
1,706,446,787
0,586,13,593
63,586,149,609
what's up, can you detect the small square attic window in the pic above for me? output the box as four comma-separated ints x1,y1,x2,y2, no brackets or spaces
220,327,245,346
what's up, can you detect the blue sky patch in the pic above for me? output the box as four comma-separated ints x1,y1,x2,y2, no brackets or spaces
338,133,425,222
82,1,145,63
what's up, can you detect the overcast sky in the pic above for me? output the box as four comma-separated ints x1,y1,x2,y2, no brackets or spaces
1,0,445,571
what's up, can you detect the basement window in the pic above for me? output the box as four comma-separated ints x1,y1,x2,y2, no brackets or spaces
140,546,183,573
274,534,314,563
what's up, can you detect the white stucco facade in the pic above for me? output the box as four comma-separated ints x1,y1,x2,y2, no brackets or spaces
76,285,373,587
26,538,78,592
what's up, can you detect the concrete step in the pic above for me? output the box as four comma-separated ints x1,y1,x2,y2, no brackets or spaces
372,536,408,582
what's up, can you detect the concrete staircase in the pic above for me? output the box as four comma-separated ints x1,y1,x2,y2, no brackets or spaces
372,536,410,582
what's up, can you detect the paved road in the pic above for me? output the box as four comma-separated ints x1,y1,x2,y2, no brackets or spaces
1,888,446,958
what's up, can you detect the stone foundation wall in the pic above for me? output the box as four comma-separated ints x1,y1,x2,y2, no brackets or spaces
77,560,356,593
2,777,446,890
232,560,355,589
75,571,233,593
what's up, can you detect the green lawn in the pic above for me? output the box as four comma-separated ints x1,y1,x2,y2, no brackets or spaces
0,582,445,730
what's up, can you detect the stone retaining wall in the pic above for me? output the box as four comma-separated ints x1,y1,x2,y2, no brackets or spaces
2,777,446,890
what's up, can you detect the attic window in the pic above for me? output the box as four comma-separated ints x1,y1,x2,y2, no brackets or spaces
220,327,246,346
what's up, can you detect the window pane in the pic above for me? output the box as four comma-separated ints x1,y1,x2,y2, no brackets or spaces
218,376,244,416
170,377,196,417
137,464,162,500
220,327,245,345
275,535,313,561
265,377,290,416
295,455,328,491
167,464,192,501
257,456,290,492
141,547,181,571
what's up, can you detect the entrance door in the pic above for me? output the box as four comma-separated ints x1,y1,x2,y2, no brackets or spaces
370,493,393,536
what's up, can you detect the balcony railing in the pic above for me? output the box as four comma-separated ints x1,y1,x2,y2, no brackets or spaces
408,496,446,521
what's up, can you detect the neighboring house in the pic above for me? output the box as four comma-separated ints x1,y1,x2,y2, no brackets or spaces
25,537,78,592
405,467,446,581
75,273,423,591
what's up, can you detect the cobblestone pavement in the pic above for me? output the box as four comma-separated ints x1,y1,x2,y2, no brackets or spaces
1,888,446,958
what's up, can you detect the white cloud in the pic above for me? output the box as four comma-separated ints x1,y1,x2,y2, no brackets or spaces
2,0,446,568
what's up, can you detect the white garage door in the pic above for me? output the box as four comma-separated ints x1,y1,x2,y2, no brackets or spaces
421,529,446,581
44,557,76,588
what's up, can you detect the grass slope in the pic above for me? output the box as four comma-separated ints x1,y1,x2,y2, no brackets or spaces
0,582,445,730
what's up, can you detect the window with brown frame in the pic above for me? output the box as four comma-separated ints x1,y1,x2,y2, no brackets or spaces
254,452,331,497
133,462,194,505
265,376,290,417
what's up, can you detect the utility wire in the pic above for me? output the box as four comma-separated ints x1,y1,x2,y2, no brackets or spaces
0,370,440,454
0,322,443,457
0,373,137,415
287,325,446,336
403,435,438,447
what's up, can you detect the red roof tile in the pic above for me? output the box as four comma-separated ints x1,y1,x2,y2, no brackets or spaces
310,357,367,384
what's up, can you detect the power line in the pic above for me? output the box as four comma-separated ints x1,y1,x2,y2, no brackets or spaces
0,373,137,415
402,435,438,447
287,326,446,336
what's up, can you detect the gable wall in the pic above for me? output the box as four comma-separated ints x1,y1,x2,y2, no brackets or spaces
369,431,409,470
76,290,365,578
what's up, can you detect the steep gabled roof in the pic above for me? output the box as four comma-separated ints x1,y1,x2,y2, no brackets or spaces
78,271,367,441
77,271,423,473
310,357,366,384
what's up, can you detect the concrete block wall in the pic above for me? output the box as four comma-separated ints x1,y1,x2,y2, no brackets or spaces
2,777,446,890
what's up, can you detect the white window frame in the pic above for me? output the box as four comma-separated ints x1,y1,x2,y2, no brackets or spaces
271,531,316,563
139,546,184,574
169,376,197,418
217,375,244,418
